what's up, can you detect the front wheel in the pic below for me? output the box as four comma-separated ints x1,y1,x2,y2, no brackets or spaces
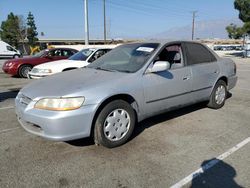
13,54,20,59
207,80,227,109
18,65,32,78
94,100,136,148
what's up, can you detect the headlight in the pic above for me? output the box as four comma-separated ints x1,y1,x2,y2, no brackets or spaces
6,62,13,66
34,97,85,111
38,69,52,73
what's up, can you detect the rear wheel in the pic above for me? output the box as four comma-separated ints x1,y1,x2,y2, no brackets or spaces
207,80,227,109
18,65,32,78
13,54,20,59
94,100,136,148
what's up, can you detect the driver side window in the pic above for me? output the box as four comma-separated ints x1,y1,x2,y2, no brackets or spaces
48,49,61,57
155,44,184,69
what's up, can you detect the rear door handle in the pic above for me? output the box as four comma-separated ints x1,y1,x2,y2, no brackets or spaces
214,70,219,74
183,77,190,80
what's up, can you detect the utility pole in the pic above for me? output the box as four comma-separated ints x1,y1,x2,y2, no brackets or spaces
103,0,107,44
191,11,198,40
84,0,89,45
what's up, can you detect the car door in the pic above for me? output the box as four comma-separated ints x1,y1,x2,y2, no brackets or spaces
142,43,193,116
184,42,219,101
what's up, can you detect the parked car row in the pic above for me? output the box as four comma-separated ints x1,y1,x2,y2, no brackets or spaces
28,47,112,79
2,47,113,78
213,45,243,51
0,40,22,59
15,41,237,148
2,48,78,78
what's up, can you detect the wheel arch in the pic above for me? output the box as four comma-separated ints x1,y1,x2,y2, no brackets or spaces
217,76,228,85
62,67,78,72
90,94,139,137
17,64,33,77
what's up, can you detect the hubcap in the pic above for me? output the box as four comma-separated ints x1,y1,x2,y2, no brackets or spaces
215,85,226,105
23,67,31,77
103,109,130,141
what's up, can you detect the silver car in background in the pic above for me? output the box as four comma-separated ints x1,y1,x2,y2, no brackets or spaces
15,41,237,148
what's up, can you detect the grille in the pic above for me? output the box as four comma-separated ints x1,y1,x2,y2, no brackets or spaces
19,94,32,106
31,68,39,73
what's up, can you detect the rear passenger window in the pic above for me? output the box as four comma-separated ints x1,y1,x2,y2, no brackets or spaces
185,43,216,65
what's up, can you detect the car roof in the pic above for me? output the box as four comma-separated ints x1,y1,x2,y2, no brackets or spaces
125,40,203,46
48,48,78,51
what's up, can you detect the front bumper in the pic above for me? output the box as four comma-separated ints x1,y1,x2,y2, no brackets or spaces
15,94,98,141
228,75,237,90
2,65,18,75
28,72,52,79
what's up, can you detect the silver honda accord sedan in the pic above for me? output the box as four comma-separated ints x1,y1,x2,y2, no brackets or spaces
15,41,237,148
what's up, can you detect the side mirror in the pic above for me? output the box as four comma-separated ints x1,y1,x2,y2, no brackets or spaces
148,61,170,73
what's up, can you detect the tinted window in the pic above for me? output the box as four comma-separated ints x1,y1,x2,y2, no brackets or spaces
6,46,16,52
88,49,111,63
69,48,94,61
155,44,183,69
61,49,74,57
185,43,216,65
48,49,62,57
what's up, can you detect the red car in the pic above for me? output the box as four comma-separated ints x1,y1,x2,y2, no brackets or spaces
2,48,78,78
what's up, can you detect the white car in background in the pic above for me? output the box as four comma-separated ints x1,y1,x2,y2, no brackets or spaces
28,47,112,79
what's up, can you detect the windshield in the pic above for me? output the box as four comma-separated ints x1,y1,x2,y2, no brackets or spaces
87,43,159,73
69,48,94,61
33,50,48,57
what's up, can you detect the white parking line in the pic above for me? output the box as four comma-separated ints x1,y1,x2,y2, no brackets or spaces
170,137,250,188
238,69,250,72
0,127,20,134
0,106,14,110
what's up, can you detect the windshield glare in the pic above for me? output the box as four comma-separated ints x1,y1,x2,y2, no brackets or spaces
69,49,94,61
87,43,159,73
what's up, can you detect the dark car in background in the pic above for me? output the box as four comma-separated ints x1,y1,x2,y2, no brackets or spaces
2,48,78,78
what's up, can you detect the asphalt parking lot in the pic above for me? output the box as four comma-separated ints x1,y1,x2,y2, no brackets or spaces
0,54,250,187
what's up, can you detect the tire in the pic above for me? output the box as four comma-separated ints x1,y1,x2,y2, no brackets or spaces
207,80,227,109
94,100,136,148
13,54,20,59
18,65,32,78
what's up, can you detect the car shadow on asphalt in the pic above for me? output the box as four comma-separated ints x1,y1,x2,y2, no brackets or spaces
66,137,95,147
0,89,19,102
190,158,243,188
131,102,207,140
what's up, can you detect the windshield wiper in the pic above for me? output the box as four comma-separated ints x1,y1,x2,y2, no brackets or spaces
95,67,117,72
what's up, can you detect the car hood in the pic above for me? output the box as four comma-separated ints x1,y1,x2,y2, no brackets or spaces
34,60,86,69
6,56,40,63
21,68,130,100
33,59,87,72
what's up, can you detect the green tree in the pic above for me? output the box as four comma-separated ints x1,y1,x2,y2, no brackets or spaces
234,0,250,34
234,0,250,22
26,12,38,46
226,23,245,39
226,0,250,38
0,12,21,48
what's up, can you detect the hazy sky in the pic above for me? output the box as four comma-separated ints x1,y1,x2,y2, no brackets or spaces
0,0,240,39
